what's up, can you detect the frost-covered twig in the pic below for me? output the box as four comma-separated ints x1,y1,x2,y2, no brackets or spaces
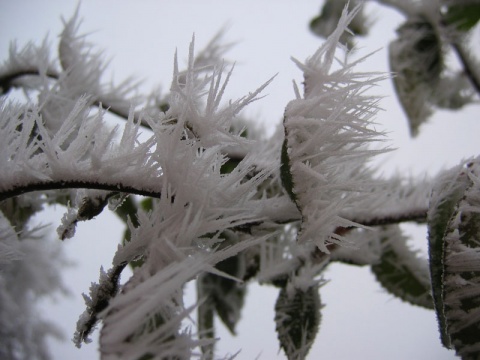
73,262,127,347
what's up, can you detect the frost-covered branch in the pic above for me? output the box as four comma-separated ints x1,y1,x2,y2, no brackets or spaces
73,262,127,347
3,3,478,359
0,180,162,204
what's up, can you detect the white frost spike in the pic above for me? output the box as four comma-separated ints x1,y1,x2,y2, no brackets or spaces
167,36,275,151
283,5,388,252
56,6,142,125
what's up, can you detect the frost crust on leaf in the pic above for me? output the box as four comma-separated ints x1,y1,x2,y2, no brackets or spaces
441,159,480,359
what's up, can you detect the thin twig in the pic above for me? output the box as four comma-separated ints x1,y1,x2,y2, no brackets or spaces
451,41,480,96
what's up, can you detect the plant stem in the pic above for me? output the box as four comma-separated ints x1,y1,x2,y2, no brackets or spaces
451,41,480,96
0,180,162,202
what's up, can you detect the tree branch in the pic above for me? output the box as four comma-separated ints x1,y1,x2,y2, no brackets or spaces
0,180,161,203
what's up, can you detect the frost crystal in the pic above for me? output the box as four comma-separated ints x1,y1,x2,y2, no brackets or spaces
283,6,388,252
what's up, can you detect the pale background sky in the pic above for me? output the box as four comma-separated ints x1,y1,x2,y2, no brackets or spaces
1,1,479,359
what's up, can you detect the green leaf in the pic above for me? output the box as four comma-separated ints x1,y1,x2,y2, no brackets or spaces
440,162,480,359
275,285,321,360
389,17,443,136
371,226,433,309
427,165,471,348
443,3,480,32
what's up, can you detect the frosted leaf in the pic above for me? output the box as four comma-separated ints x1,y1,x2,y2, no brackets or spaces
274,283,321,360
440,158,480,358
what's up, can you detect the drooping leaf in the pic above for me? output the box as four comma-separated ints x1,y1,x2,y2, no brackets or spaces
441,161,480,359
389,16,443,136
371,226,433,309
275,284,321,360
427,162,471,348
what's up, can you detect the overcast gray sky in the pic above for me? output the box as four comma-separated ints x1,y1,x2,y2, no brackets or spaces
2,1,478,359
